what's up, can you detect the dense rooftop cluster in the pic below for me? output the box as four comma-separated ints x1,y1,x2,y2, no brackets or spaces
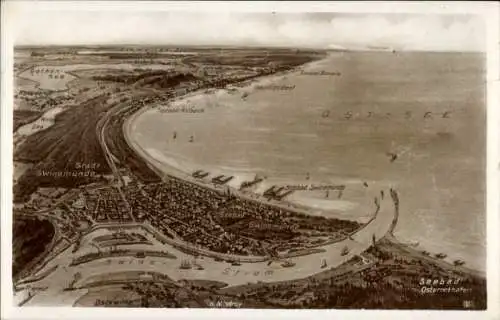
122,178,359,257
25,176,360,258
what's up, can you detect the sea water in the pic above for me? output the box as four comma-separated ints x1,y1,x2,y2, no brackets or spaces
132,51,486,271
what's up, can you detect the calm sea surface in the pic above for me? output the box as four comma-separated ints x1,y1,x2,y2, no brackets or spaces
132,51,486,271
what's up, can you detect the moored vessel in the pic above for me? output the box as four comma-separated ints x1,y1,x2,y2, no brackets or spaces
341,246,349,256
320,259,327,268
180,260,192,269
281,260,296,268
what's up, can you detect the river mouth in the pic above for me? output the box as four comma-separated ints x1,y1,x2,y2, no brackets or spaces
128,51,486,272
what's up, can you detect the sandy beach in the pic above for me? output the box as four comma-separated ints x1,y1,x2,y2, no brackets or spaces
126,53,377,222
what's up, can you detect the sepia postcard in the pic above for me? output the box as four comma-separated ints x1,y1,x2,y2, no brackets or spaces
1,1,499,320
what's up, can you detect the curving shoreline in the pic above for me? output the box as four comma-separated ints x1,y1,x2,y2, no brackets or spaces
123,52,372,219
117,52,483,280
124,54,485,273
121,54,399,267
117,52,481,283
14,54,486,308
12,47,488,309
124,113,384,262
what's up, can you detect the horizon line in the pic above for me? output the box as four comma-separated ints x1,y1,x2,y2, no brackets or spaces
13,44,485,54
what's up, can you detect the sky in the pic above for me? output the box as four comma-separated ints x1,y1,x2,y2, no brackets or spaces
12,10,486,52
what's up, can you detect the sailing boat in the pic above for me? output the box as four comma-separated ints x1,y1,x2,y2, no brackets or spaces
231,259,241,266
453,259,465,266
435,253,447,259
179,260,192,269
281,260,296,268
341,246,349,256
321,259,327,268
192,256,204,270
173,131,177,140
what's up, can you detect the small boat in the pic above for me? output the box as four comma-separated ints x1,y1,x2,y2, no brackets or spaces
179,260,192,269
239,174,264,190
196,265,205,270
192,170,209,179
435,253,447,259
325,190,329,198
453,259,465,266
386,152,398,163
421,250,430,256
281,260,296,268
192,170,202,177
214,257,223,262
273,190,294,201
231,261,241,266
320,259,327,269
263,185,277,196
341,246,349,256
189,135,194,143
241,92,248,99
173,131,177,139
407,241,419,247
